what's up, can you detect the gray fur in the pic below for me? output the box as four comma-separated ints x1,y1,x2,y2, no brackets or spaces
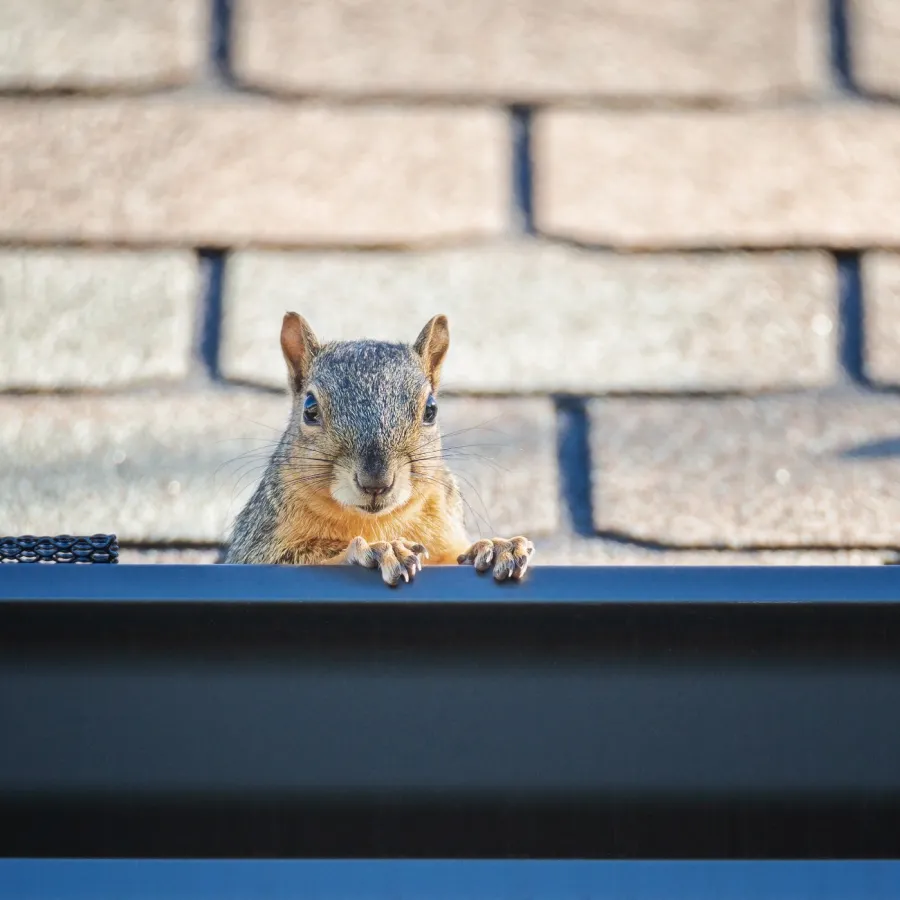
224,336,455,564
311,340,427,477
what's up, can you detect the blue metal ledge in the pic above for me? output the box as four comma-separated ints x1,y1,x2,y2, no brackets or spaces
2,860,900,900
3,562,900,604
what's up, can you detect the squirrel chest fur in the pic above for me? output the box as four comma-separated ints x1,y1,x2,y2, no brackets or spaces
224,313,534,585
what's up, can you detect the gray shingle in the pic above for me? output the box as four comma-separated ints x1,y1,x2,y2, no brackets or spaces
863,252,900,386
0,249,197,389
0,391,554,544
535,535,894,566
221,246,837,393
589,391,900,547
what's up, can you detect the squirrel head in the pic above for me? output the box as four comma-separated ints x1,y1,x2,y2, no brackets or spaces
279,311,450,516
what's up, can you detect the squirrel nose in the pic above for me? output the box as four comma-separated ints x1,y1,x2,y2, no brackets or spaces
355,471,396,497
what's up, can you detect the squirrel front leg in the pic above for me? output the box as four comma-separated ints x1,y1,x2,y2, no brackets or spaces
456,536,535,582
322,536,429,587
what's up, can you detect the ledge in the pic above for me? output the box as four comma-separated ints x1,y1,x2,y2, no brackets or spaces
1,860,899,900
4,562,900,604
2,565,900,858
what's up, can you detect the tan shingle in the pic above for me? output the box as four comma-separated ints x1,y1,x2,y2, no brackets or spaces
0,0,206,90
851,0,900,97
0,99,508,247
535,108,900,249
233,0,827,102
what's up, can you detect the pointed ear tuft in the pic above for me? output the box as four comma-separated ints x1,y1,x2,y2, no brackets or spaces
413,315,450,390
280,312,320,392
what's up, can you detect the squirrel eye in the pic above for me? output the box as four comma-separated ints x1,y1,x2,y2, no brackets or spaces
423,394,438,425
303,392,320,425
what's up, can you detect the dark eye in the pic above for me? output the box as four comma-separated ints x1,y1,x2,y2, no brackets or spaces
423,394,438,425
303,393,320,425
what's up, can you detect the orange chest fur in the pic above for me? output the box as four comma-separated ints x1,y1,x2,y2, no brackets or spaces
273,489,462,563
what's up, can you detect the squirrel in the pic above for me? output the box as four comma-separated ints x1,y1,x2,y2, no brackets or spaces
224,312,535,585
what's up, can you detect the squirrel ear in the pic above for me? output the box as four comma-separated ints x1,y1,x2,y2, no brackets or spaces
281,312,320,392
413,315,450,389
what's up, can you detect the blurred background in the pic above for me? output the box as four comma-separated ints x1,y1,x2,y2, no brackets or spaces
3,0,900,566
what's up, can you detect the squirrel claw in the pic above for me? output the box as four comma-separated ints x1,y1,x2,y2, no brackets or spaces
458,536,534,582
345,537,429,587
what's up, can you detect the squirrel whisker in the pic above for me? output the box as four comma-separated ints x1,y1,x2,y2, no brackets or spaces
424,415,508,445
410,470,493,537
219,451,287,475
233,417,286,434
410,448,507,473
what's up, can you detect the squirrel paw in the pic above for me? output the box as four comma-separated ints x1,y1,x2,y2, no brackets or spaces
457,536,534,582
345,536,429,587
